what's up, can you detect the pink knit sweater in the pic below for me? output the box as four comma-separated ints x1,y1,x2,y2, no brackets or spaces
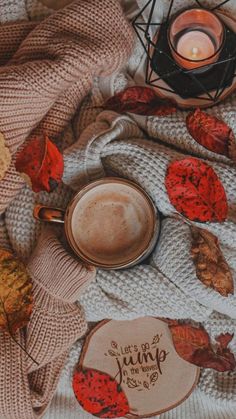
0,1,134,417
0,229,96,418
0,0,134,213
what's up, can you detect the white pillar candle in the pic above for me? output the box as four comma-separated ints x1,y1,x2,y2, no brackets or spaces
177,30,215,61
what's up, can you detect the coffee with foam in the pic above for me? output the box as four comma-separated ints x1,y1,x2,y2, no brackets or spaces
71,181,155,267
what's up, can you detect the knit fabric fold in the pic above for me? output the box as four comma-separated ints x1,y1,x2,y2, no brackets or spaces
28,229,96,304
63,111,236,251
0,228,95,419
62,110,236,416
0,1,134,418
0,0,134,214
5,101,236,418
1,1,236,418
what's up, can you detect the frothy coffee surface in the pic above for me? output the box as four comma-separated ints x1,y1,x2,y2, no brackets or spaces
71,182,154,266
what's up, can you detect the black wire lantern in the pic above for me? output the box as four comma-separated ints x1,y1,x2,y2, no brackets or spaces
132,0,236,106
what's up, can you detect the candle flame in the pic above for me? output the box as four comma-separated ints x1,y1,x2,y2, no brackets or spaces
191,47,199,58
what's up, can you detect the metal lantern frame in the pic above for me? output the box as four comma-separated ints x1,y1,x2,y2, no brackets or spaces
132,0,236,103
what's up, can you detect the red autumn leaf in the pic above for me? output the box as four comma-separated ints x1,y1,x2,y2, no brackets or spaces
186,108,236,161
169,324,210,362
73,367,129,418
169,324,236,372
104,86,176,116
165,157,228,222
215,333,234,349
190,349,235,372
192,333,235,372
15,135,64,193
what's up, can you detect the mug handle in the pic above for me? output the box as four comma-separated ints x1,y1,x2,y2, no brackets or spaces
33,205,65,224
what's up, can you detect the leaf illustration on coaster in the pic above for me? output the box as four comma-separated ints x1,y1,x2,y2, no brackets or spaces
111,341,118,349
108,349,118,357
15,134,64,193
191,226,234,297
0,132,11,181
152,334,162,345
103,86,177,116
169,323,236,372
150,372,158,383
73,367,129,418
186,109,236,161
127,377,139,388
165,157,228,222
143,381,150,390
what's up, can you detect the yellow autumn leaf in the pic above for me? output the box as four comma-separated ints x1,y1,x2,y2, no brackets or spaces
0,249,33,334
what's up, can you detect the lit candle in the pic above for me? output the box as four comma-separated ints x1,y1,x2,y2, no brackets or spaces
177,31,215,62
168,9,225,70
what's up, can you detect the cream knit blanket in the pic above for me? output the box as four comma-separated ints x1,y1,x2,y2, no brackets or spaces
1,1,236,419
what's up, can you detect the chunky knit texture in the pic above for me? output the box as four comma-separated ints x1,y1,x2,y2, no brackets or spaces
0,0,28,22
0,1,134,418
53,113,236,418
8,96,236,418
1,1,236,419
60,112,236,319
0,0,134,214
0,228,96,419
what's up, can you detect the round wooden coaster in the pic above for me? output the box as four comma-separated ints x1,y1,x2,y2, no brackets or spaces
149,11,236,109
78,317,200,418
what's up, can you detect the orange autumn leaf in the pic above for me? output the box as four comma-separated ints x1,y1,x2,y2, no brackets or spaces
165,158,228,222
169,323,210,361
15,134,64,193
191,226,234,297
73,367,129,418
104,86,177,117
215,332,234,349
186,108,236,161
169,323,235,372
